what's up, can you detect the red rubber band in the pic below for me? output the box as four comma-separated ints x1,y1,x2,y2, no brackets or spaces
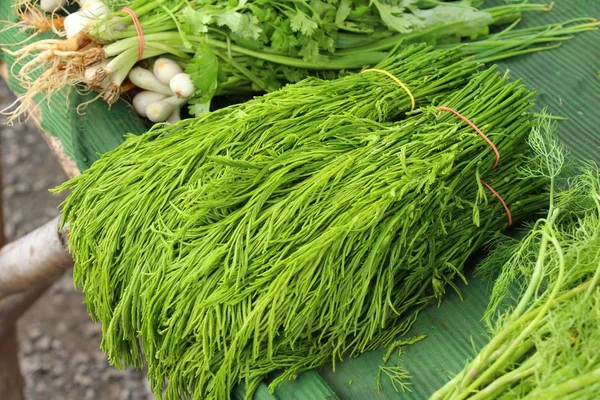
122,7,144,61
481,179,513,227
436,106,500,170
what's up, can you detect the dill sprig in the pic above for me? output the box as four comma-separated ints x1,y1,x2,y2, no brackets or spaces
56,47,548,400
377,365,413,393
383,334,426,364
431,117,600,400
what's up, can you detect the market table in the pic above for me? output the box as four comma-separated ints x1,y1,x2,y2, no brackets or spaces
0,1,598,399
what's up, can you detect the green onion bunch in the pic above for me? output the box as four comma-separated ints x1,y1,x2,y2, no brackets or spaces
8,0,598,120
57,46,548,399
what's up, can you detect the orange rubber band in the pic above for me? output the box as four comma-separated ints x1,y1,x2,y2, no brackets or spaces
481,179,512,226
436,106,500,169
122,7,144,61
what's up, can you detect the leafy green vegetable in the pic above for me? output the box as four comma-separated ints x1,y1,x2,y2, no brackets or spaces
377,365,413,393
372,0,422,33
180,3,262,40
185,43,219,108
56,46,548,399
432,117,600,400
14,0,597,119
290,9,319,36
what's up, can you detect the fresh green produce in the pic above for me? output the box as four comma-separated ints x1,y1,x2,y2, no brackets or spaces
431,119,600,399
56,45,548,399
6,0,598,121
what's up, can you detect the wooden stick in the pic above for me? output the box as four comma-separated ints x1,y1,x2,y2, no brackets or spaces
0,326,24,400
0,281,56,337
0,277,57,400
0,119,4,247
0,216,72,300
0,109,24,400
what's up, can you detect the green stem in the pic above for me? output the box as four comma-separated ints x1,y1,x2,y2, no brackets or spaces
526,367,600,398
471,44,562,64
103,32,387,70
106,47,139,75
456,228,566,400
145,42,190,60
513,180,556,318
512,233,549,317
213,50,272,92
436,271,600,399
469,356,539,400
583,200,600,300
205,38,386,69
109,48,138,86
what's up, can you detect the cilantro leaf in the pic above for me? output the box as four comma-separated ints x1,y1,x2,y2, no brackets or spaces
310,0,336,20
186,44,219,113
414,2,491,36
335,0,352,25
179,6,212,35
372,0,423,33
216,11,262,40
272,23,299,53
178,4,261,40
290,10,319,36
188,101,211,116
298,39,325,62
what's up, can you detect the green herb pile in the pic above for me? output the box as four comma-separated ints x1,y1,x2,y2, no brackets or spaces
432,119,600,399
57,45,548,399
9,0,598,118
95,0,548,99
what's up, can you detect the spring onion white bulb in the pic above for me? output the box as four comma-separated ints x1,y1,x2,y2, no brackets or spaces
153,58,184,86
80,0,111,19
133,91,168,118
129,67,173,96
145,96,187,123
169,73,195,98
166,107,181,124
63,1,111,38
84,60,111,89
83,66,98,82
64,12,88,39
40,0,67,12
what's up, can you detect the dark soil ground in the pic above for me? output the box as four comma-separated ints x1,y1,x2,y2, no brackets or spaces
1,81,152,400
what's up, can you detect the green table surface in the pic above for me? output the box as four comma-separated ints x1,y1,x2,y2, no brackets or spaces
1,1,598,398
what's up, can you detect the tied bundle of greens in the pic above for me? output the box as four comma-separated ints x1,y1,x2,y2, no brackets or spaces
431,120,600,400
57,47,548,399
6,0,598,120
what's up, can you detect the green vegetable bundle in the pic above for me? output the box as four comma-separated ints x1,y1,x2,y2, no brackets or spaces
8,0,598,119
57,46,547,399
432,121,600,400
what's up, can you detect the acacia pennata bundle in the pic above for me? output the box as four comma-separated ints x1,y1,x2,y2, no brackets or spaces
57,47,548,399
